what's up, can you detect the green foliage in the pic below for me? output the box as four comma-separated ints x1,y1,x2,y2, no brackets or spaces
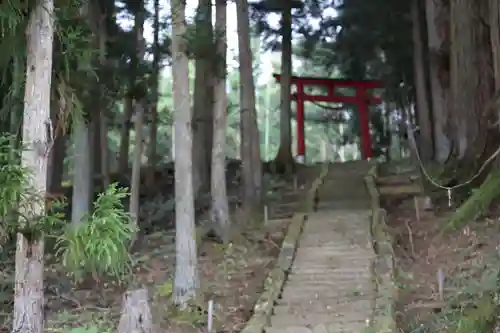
66,326,102,333
56,183,137,282
0,0,97,134
0,136,66,246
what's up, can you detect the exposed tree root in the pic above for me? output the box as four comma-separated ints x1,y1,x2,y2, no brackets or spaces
270,146,296,176
448,169,500,229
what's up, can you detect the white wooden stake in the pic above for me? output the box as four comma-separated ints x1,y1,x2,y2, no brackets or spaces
437,268,444,301
207,299,214,332
413,196,420,223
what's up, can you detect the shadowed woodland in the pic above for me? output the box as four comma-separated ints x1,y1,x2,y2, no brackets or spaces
3,0,500,332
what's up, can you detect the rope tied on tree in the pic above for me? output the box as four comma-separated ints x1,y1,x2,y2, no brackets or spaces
406,123,500,207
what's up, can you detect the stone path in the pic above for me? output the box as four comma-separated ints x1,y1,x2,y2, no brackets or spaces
266,161,376,333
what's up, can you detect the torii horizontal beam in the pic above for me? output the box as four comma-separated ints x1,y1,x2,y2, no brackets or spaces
273,74,383,89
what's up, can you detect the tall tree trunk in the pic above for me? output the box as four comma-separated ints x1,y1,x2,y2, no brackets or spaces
146,0,161,187
171,0,199,307
425,0,451,163
236,0,263,222
211,0,231,242
119,8,143,174
12,0,54,331
88,0,105,183
130,102,144,229
99,11,110,188
412,0,434,161
48,99,67,193
130,1,146,241
192,0,214,196
91,112,102,178
119,97,133,173
10,56,24,164
490,0,500,97
71,121,92,224
449,0,493,160
273,5,295,171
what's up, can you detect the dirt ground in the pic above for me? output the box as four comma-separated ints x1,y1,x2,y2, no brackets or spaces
39,221,289,333
0,165,316,333
384,194,500,333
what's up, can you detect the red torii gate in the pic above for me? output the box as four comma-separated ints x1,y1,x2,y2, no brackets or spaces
273,74,383,161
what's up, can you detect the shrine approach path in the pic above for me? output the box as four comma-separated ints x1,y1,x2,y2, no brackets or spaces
266,160,376,333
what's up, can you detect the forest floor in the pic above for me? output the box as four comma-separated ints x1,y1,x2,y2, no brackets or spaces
0,162,317,333
384,189,500,333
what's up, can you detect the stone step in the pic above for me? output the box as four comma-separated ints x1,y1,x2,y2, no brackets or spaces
284,277,372,286
299,235,370,242
285,275,373,291
290,262,372,271
297,242,371,250
302,221,370,228
299,229,370,236
316,202,370,209
295,247,373,254
291,258,371,265
281,286,373,298
265,323,368,333
287,267,372,276
276,293,377,305
299,239,366,244
269,313,370,328
294,245,372,252
302,223,369,229
293,253,374,262
273,299,373,316
284,276,372,286
301,225,369,231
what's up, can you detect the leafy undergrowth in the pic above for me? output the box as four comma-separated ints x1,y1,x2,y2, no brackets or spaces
385,195,500,333
0,219,289,333
0,168,313,333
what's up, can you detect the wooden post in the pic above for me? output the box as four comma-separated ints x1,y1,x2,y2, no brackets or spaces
357,87,373,159
296,82,305,163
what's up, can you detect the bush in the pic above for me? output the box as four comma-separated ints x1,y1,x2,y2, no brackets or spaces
56,183,137,282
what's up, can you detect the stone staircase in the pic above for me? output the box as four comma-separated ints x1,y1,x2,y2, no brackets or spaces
265,161,377,333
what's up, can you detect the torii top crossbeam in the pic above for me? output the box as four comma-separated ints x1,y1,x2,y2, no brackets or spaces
273,74,383,88
273,73,383,160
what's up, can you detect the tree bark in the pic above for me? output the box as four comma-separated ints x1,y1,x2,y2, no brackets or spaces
12,0,54,331
98,10,110,188
236,0,263,222
130,102,144,234
119,97,133,173
91,112,102,178
118,288,154,333
146,0,161,187
211,0,231,242
119,8,143,174
425,0,451,163
48,100,67,193
274,5,295,170
412,0,434,161
449,0,493,160
171,0,199,306
129,0,146,243
490,0,500,95
71,121,92,225
192,0,214,196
